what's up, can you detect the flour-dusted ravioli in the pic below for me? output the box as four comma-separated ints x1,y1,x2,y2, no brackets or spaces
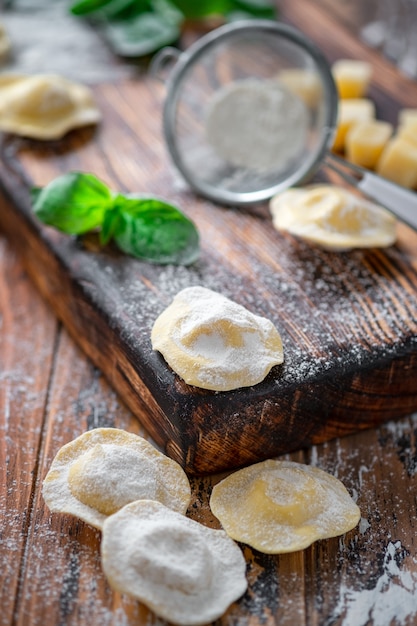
270,184,396,250
151,286,284,391
42,428,191,529
210,459,360,554
0,23,11,61
101,500,247,626
0,73,101,140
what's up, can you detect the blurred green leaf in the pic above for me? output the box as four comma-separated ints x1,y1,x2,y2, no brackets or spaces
102,10,181,55
228,0,277,18
100,208,121,245
170,0,230,19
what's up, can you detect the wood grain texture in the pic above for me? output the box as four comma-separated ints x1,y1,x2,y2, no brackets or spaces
2,235,417,624
0,236,58,625
0,6,417,475
3,6,417,626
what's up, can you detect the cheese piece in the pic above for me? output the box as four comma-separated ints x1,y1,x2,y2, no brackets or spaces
332,98,375,152
398,107,417,129
345,120,393,168
270,184,397,250
210,459,361,554
277,68,323,107
42,428,191,529
0,73,101,140
397,119,417,147
101,500,248,626
376,137,417,188
332,59,372,99
151,286,283,391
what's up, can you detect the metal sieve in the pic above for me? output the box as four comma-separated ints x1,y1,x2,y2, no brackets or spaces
151,20,338,206
151,19,417,229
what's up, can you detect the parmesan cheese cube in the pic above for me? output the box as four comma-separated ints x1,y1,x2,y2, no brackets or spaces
332,59,372,99
376,137,417,188
398,108,417,129
345,120,393,169
397,119,417,147
332,98,376,152
277,69,323,107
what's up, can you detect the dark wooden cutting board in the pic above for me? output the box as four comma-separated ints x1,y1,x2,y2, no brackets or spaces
0,2,416,475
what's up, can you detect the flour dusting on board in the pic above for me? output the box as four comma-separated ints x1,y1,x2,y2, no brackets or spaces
1,1,132,83
331,540,417,626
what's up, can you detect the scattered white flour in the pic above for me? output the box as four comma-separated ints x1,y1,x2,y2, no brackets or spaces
205,78,309,173
0,0,132,83
332,540,417,626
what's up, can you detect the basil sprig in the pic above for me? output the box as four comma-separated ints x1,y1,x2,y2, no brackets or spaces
69,0,277,57
32,172,200,265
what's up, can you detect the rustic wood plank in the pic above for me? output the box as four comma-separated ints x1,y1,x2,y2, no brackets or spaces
0,2,416,476
303,421,417,625
2,5,417,625
0,233,58,625
14,328,157,626
17,411,417,626
1,85,416,476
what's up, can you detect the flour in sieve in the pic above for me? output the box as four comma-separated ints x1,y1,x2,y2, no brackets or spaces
205,78,309,173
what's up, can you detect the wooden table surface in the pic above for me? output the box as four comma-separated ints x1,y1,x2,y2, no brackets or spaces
2,2,417,625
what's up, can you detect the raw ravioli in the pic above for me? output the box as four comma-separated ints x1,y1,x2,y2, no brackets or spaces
42,428,191,529
210,459,360,554
101,500,247,626
270,184,396,250
0,73,100,139
0,23,10,60
151,286,284,391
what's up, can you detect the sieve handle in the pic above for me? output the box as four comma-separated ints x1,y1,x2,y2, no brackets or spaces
150,47,181,84
358,171,417,231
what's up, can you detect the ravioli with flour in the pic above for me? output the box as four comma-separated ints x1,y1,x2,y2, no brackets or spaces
101,499,247,626
151,286,284,391
42,428,191,529
270,184,396,250
210,459,360,553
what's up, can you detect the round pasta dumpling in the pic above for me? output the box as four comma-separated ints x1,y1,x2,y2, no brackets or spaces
42,428,191,529
210,459,360,553
101,500,248,626
270,184,396,250
151,286,284,391
0,73,101,140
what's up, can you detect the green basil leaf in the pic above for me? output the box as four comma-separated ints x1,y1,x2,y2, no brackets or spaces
100,208,121,245
70,0,118,16
102,10,181,56
152,0,184,24
170,0,230,18
99,0,152,19
113,196,199,265
32,172,113,235
227,0,277,18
